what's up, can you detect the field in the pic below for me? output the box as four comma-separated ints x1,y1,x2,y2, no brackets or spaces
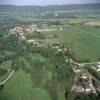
43,25,100,61
1,69,51,100
0,69,52,100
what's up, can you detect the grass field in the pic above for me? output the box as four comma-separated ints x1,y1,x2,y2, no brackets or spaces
43,25,100,61
0,69,51,100
0,69,33,100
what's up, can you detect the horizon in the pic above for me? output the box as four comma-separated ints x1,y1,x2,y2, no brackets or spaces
0,2,100,6
0,0,100,6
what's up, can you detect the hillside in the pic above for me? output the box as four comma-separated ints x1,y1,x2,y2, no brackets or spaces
0,3,100,12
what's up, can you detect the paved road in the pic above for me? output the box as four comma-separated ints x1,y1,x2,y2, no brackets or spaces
71,58,100,66
0,70,14,86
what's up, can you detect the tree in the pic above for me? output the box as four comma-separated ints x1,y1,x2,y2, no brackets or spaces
0,69,8,76
11,59,19,71
0,85,4,91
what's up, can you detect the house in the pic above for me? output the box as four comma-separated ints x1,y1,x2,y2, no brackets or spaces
95,83,100,91
73,65,81,73
26,39,35,43
71,84,84,93
63,48,68,52
81,74,88,79
92,64,100,72
65,59,69,63
52,42,60,46
51,46,59,49
77,63,85,67
83,84,93,94
26,39,39,46
56,48,63,54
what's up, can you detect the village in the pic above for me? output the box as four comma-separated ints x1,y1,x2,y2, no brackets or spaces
9,24,100,95
51,43,100,95
0,23,100,97
9,24,62,40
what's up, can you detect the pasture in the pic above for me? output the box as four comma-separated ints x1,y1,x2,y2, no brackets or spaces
43,25,100,61
0,69,52,100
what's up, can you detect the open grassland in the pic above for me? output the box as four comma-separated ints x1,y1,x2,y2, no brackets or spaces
43,25,100,61
0,69,51,100
0,69,34,100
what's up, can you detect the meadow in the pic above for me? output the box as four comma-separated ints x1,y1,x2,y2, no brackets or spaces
43,25,100,61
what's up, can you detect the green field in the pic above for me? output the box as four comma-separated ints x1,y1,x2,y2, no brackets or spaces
0,69,52,100
43,25,100,61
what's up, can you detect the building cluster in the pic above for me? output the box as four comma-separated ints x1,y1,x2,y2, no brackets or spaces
80,71,96,94
9,24,58,40
50,42,68,55
8,23,99,96
92,63,100,72
26,39,39,46
71,62,97,95
9,24,37,40
9,24,37,34
94,80,100,92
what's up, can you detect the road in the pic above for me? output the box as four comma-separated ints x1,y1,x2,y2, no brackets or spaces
70,58,100,66
0,70,14,86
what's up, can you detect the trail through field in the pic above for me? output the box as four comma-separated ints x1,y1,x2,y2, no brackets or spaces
0,70,14,86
